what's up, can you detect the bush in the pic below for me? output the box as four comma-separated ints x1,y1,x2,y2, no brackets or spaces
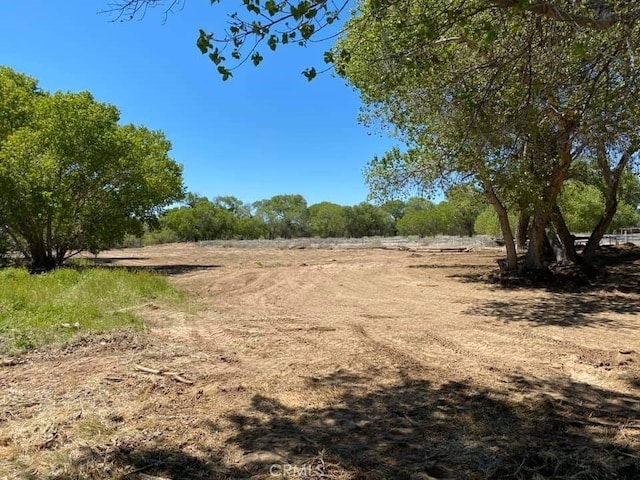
142,228,181,246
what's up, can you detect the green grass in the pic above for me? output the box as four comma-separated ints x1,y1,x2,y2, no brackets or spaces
0,267,184,353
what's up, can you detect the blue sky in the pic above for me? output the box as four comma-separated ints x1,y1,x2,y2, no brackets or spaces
0,0,396,206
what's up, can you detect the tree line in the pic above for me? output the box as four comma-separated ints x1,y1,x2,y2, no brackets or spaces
140,179,639,244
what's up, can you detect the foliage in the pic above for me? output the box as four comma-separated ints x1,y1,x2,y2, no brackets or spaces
142,228,181,246
557,181,640,233
557,182,605,233
444,185,486,236
396,207,440,237
0,267,182,353
474,207,518,238
253,194,310,239
161,198,236,241
344,202,394,237
0,67,184,270
0,229,10,267
609,203,640,232
334,0,640,269
308,202,347,238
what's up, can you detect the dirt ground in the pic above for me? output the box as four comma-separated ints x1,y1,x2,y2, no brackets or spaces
1,243,639,479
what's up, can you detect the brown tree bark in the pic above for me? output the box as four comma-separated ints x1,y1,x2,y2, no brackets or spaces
482,179,518,271
516,211,530,252
582,148,634,262
550,205,578,264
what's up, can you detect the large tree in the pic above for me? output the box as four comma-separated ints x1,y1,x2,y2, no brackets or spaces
0,67,184,270
334,0,640,270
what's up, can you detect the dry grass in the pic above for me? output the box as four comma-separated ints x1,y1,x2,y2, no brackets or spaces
1,243,639,479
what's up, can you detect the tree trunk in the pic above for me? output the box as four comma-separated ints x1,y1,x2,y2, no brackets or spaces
526,213,548,270
482,179,518,271
582,149,633,263
525,146,573,270
545,223,568,265
29,240,56,272
516,212,530,252
550,205,578,264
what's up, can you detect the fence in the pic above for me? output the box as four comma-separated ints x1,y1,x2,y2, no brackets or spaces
197,235,502,250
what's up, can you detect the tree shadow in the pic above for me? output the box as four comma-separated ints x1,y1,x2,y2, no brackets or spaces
450,247,640,295
466,291,639,327
50,445,241,480
219,372,640,479
53,370,640,479
79,258,224,275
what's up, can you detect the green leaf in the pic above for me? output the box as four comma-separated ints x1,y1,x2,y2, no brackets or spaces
264,0,279,16
268,34,278,51
196,30,213,54
323,50,334,64
299,22,315,40
208,48,224,65
251,52,264,66
302,67,316,81
217,66,232,81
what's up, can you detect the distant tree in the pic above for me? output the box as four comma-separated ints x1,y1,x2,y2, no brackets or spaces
557,181,640,234
344,203,393,237
254,194,310,239
215,195,253,218
396,207,441,237
308,202,347,238
445,185,486,237
0,69,184,270
234,216,268,239
405,197,434,213
160,198,237,241
379,199,405,234
474,207,518,238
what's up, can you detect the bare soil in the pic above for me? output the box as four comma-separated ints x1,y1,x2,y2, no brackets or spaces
1,243,639,479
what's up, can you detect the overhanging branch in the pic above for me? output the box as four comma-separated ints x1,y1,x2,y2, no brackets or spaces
489,1,624,30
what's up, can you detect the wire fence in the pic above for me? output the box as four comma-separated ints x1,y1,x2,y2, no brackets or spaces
196,232,640,250
197,235,502,250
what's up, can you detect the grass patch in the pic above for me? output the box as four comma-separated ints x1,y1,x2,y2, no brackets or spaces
0,267,183,353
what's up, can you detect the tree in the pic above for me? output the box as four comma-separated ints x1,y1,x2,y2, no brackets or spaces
0,68,184,270
335,0,640,270
215,195,253,218
344,202,393,237
108,1,640,81
396,206,441,237
308,202,347,238
253,194,310,239
444,185,486,237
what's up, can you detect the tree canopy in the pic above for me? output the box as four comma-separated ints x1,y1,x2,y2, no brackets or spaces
0,67,184,270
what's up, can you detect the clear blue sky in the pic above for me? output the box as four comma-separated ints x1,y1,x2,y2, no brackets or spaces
0,0,396,206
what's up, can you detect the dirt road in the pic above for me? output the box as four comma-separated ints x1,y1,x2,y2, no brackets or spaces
1,244,639,479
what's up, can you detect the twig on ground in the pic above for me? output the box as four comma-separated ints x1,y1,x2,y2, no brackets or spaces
133,364,194,384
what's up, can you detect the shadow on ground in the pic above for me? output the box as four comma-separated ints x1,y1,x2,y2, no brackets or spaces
449,246,640,294
467,291,639,327
52,370,640,479
84,258,223,275
448,247,640,328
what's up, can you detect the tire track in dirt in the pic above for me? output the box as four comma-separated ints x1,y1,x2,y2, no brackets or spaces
350,322,514,381
349,323,433,375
